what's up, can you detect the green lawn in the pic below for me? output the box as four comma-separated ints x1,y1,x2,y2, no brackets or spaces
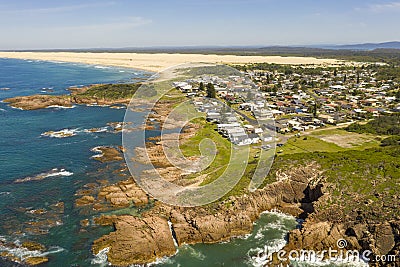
279,128,381,155
180,120,232,181
179,119,267,198
279,136,344,155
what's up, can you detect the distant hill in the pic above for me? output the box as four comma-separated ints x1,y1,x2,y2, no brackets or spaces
317,42,400,51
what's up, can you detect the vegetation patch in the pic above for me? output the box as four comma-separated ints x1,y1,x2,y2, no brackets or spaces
77,83,142,99
345,114,400,136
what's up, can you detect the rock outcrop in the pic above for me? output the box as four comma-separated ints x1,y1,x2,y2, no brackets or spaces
92,215,176,266
97,177,148,207
92,163,324,266
3,94,73,110
281,201,399,266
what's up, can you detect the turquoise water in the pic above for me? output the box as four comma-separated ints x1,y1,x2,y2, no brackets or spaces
157,212,298,267
0,58,298,267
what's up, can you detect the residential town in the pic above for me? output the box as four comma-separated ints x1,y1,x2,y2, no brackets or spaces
173,64,400,144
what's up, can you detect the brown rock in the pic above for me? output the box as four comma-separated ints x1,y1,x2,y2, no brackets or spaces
372,223,395,255
75,196,95,207
92,146,123,163
21,241,46,252
80,219,90,227
3,94,73,110
98,178,148,207
92,163,326,265
92,215,176,266
24,257,49,265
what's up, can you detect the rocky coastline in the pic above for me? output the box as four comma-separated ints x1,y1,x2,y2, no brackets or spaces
2,83,137,110
89,162,324,266
87,161,399,266
86,96,399,266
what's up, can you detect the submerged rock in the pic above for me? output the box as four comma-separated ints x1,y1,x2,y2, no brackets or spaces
21,241,46,252
75,195,95,207
24,257,49,265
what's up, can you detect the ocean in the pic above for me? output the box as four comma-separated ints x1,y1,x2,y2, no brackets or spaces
0,58,298,266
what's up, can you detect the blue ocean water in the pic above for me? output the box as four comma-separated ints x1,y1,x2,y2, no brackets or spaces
0,58,298,267
0,58,151,266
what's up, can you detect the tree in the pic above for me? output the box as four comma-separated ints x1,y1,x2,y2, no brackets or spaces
198,82,205,91
206,83,216,98
395,90,400,99
284,68,293,75
246,90,253,100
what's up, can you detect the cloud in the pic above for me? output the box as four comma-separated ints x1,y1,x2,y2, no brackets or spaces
0,2,116,15
358,1,400,12
58,16,152,31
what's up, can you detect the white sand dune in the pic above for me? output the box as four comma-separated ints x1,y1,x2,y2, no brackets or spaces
0,51,345,72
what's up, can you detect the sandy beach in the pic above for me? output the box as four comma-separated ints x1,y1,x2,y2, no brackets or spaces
0,52,345,72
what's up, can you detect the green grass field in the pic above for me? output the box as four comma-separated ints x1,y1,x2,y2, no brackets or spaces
279,128,381,155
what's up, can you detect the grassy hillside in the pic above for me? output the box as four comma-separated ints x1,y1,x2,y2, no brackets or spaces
77,83,143,99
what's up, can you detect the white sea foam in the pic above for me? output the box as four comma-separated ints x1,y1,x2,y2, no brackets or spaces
46,105,76,109
10,106,24,110
246,211,299,266
91,247,110,266
147,256,176,266
247,238,288,267
91,146,105,159
110,106,125,109
44,169,73,178
42,124,119,138
91,146,103,153
168,221,179,248
94,65,110,69
266,209,297,220
87,103,110,107
41,128,80,138
14,168,73,183
183,245,206,261
0,108,6,112
83,126,109,133
0,241,65,263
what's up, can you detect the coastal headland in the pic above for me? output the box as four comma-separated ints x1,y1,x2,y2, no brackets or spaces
1,55,398,266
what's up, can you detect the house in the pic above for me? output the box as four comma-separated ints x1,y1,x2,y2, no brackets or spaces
217,123,241,132
206,112,221,123
248,133,260,144
229,132,251,146
287,120,301,128
318,114,336,124
261,134,273,142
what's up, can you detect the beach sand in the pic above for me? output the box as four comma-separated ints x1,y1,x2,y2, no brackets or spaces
0,52,345,72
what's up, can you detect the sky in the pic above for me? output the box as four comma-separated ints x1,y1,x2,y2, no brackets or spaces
0,0,399,50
